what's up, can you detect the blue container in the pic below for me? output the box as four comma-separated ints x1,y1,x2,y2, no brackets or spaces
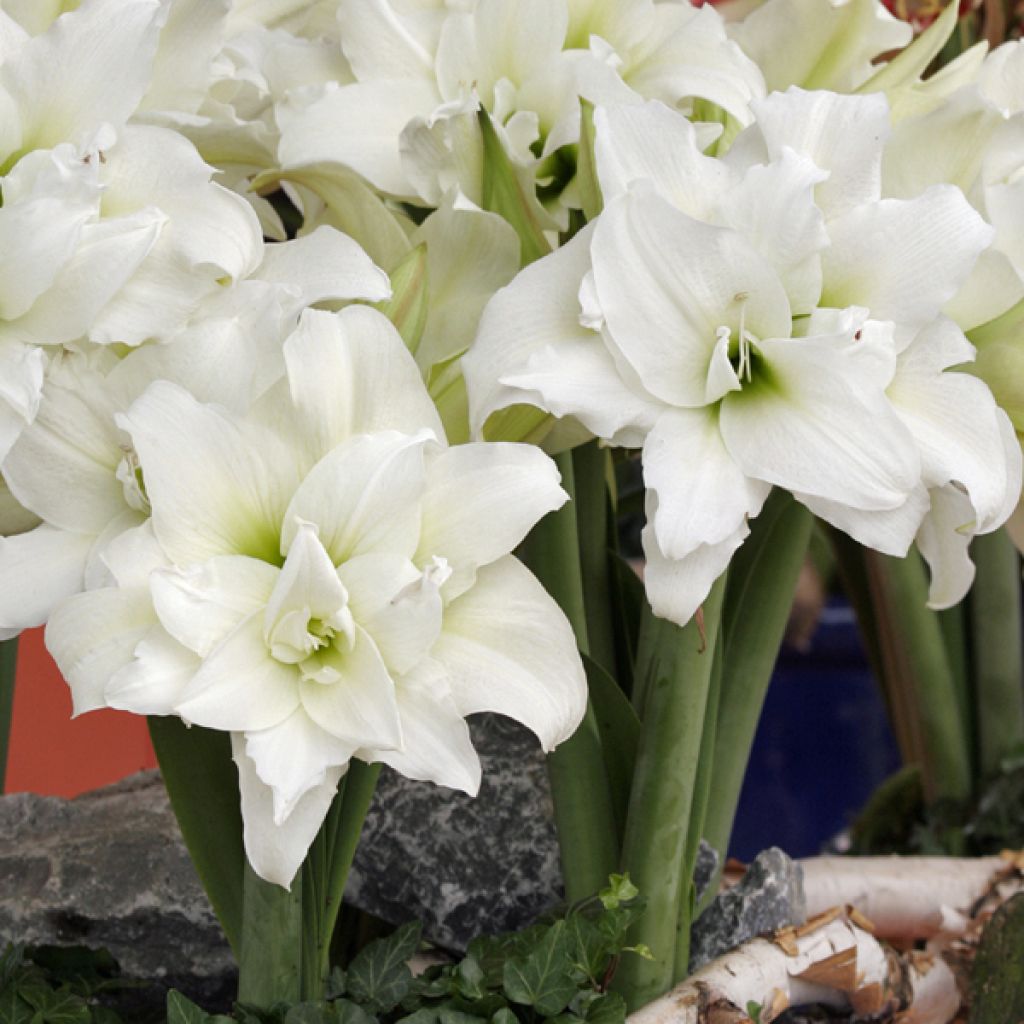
728,600,902,860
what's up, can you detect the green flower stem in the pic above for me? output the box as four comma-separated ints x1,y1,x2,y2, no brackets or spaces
938,602,973,775
238,862,303,1008
520,451,619,905
315,761,381,988
572,441,618,677
862,549,972,804
970,528,1024,778
614,575,726,1012
148,718,245,953
0,637,17,794
674,623,724,980
700,493,813,894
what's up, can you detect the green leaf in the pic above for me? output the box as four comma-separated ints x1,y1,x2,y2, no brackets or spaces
490,1009,518,1024
148,718,245,953
346,922,421,1013
167,989,213,1024
395,1008,439,1024
325,969,347,1001
478,109,551,267
374,244,429,354
580,992,626,1024
438,1010,487,1024
332,999,378,1024
583,655,639,840
0,636,16,794
0,985,35,1024
453,959,486,1002
20,984,90,1024
502,922,577,1016
598,876,638,911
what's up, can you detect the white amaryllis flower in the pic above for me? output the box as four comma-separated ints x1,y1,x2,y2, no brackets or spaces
46,306,586,886
466,96,1017,620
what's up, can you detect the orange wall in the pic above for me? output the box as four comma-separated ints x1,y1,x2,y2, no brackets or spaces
5,628,157,796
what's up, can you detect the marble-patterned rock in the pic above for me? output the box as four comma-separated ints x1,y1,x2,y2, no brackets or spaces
688,846,807,973
347,715,564,949
0,771,236,1010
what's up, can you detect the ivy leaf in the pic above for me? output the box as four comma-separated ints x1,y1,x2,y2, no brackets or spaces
332,998,378,1024
438,1009,487,1024
20,984,91,1024
167,989,213,1024
325,968,347,1001
346,922,422,1013
580,992,626,1024
453,958,486,1001
0,985,34,1024
502,922,577,1016
598,876,638,911
490,1009,518,1024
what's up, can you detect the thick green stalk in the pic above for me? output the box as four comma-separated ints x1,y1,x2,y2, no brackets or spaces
674,622,724,981
700,493,813,883
520,451,619,904
970,528,1024,778
238,863,303,1008
573,442,618,676
938,602,973,776
0,637,17,793
614,576,726,1011
861,549,972,804
148,718,245,952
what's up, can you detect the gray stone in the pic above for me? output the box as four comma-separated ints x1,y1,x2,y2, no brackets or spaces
692,839,720,908
0,771,236,1011
688,847,806,972
347,714,564,950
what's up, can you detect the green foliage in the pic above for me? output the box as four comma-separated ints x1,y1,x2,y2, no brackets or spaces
164,877,646,1024
0,944,135,1024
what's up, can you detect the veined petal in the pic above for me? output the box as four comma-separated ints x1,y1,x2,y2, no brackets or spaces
105,626,199,716
0,339,44,461
252,225,390,307
821,187,995,342
593,100,733,215
151,556,278,658
359,659,481,795
464,222,601,436
720,333,921,510
746,88,891,220
298,625,403,750
917,484,977,609
176,613,302,731
416,442,567,597
121,381,295,565
431,555,586,752
0,525,93,636
592,187,791,408
45,585,156,715
641,495,746,627
796,485,930,556
282,431,429,565
233,732,343,889
245,710,357,826
643,406,770,560
277,79,440,199
282,306,444,456
338,0,438,81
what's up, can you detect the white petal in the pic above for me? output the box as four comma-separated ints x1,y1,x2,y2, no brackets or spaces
106,626,200,716
282,306,444,455
282,431,429,565
233,732,343,889
151,556,278,658
592,188,791,408
298,626,403,750
122,381,295,565
594,100,733,214
431,555,586,752
643,406,769,560
359,564,445,676
720,333,921,510
0,340,44,461
359,660,481,795
917,485,977,609
278,79,440,198
177,613,302,731
245,710,356,826
45,585,156,715
2,0,162,151
0,525,93,635
252,225,390,307
416,442,567,596
796,485,930,556
746,88,890,219
641,497,746,628
821,187,995,341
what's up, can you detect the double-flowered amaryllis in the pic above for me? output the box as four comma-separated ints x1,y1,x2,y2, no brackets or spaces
45,306,588,887
465,93,1021,624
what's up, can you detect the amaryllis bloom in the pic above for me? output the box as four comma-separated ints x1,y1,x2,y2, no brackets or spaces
46,306,587,886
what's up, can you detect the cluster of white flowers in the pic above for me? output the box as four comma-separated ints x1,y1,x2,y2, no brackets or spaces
1,0,1021,884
